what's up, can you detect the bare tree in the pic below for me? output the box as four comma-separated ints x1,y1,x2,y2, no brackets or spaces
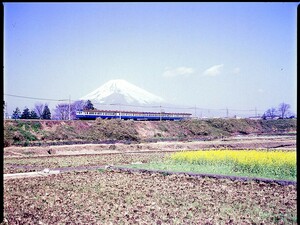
35,103,44,118
278,102,291,119
53,100,93,120
53,103,69,120
265,107,277,119
70,100,85,120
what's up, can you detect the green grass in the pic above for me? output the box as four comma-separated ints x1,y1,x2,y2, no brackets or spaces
125,161,296,181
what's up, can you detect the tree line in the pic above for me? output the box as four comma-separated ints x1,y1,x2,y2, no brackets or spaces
7,101,295,120
262,102,295,120
10,100,95,120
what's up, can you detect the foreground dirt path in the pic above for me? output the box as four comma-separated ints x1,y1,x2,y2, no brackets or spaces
5,164,296,186
4,135,296,158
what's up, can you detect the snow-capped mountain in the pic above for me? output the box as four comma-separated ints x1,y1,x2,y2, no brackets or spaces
80,79,165,107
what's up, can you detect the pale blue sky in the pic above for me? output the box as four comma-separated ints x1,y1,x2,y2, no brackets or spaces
3,2,298,117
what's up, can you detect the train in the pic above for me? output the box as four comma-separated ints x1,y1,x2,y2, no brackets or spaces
76,109,192,121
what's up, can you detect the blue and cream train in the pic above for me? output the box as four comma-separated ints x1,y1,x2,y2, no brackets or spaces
76,110,191,121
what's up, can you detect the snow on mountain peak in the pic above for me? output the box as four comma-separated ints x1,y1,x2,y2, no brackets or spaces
80,79,165,105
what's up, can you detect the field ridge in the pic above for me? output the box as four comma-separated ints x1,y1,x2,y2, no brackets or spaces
4,118,297,147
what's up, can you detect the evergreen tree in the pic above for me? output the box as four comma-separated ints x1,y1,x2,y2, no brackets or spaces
42,105,51,119
84,100,95,110
30,110,39,119
12,107,21,119
21,107,31,119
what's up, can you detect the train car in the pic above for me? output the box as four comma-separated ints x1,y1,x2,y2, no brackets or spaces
76,110,191,121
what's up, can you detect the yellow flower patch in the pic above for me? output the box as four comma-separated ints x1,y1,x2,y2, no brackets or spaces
170,149,296,177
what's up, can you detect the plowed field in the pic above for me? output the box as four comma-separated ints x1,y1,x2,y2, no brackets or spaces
3,135,297,224
3,170,297,224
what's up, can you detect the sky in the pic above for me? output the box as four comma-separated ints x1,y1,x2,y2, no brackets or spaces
3,2,298,118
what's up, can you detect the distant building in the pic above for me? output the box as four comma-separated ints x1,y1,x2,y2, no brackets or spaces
248,116,262,120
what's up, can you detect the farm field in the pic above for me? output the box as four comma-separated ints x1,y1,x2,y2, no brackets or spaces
127,149,296,181
3,134,297,224
4,152,167,174
3,169,297,224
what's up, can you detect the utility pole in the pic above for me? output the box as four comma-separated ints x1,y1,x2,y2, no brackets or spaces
226,108,229,118
194,105,197,118
255,107,257,117
160,105,162,121
3,101,6,119
68,95,71,120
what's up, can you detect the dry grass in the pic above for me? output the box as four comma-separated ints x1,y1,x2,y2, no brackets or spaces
4,118,297,147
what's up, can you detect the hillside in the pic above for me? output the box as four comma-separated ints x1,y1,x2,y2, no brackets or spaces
3,118,297,147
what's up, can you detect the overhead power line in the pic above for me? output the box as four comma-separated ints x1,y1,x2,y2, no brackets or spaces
4,93,265,115
4,93,69,102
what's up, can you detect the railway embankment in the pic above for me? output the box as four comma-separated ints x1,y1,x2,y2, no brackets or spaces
3,118,297,147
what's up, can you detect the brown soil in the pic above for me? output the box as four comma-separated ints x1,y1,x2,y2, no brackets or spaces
3,170,297,224
4,134,296,158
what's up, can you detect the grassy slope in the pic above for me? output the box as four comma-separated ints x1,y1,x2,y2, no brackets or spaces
3,118,297,147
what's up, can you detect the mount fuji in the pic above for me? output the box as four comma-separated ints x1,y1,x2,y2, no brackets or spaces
80,79,166,107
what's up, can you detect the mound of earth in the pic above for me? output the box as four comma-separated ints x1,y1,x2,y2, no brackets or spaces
3,118,297,147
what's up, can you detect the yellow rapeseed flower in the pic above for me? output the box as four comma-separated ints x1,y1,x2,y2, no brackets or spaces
170,149,296,176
